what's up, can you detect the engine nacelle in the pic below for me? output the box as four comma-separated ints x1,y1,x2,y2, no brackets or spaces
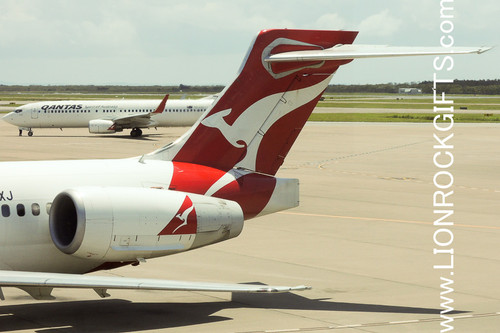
88,119,117,134
49,187,244,262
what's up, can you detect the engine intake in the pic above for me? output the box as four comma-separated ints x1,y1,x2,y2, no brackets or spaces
50,191,86,254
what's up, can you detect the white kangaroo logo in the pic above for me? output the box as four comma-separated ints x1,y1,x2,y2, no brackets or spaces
199,78,331,171
201,109,247,148
172,205,194,234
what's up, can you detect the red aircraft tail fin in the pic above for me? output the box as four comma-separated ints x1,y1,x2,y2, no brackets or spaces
152,94,169,114
148,29,358,175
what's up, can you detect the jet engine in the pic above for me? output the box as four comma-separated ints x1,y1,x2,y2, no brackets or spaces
88,119,118,134
49,187,244,262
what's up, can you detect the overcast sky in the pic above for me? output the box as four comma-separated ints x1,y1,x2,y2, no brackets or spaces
1,0,498,86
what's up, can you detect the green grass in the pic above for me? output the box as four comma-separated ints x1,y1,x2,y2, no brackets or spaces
309,113,500,123
318,101,500,111
0,93,208,102
318,94,500,110
322,93,500,103
318,101,431,109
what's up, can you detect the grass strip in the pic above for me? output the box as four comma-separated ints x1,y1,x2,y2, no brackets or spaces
0,93,205,102
308,113,500,123
317,102,500,110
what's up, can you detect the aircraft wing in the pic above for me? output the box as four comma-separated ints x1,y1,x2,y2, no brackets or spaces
266,44,492,62
0,270,310,300
112,94,169,129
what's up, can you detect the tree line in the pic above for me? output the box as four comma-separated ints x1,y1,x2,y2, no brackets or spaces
0,84,225,94
1,80,499,95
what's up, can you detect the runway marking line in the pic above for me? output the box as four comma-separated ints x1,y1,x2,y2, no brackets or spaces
278,212,500,230
239,311,500,333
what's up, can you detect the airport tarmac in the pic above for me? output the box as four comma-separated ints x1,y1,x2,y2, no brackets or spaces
0,120,499,332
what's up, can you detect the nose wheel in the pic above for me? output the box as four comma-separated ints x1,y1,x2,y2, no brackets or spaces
130,128,143,137
19,128,33,136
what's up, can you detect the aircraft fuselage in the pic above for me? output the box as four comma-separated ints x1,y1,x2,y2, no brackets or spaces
2,99,212,132
0,158,297,274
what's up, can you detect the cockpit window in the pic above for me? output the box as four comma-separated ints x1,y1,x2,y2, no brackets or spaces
14,109,22,113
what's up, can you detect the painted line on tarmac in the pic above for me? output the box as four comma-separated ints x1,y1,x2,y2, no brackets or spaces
279,211,500,230
239,311,500,333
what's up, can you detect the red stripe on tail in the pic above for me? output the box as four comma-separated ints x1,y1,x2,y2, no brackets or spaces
151,29,358,175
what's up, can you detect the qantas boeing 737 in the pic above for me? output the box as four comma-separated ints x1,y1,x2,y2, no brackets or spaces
0,29,489,300
2,94,215,137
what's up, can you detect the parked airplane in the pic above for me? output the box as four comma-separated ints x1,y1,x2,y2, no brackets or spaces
2,94,215,137
0,29,489,300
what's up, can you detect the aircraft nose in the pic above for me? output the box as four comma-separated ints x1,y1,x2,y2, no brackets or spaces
2,110,23,126
2,112,15,124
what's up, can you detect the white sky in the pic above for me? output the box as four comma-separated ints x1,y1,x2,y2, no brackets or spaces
1,0,498,85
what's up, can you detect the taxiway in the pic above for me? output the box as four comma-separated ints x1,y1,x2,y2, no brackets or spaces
0,120,499,332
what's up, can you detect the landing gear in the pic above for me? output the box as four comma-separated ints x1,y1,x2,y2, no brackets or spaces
19,128,33,136
130,128,143,137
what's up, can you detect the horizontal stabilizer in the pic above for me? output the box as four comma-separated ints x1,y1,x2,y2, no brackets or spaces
0,270,310,300
266,44,492,62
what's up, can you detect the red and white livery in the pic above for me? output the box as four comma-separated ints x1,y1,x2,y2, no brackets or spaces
0,29,489,300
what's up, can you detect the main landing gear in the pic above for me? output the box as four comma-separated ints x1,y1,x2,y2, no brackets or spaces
130,128,143,137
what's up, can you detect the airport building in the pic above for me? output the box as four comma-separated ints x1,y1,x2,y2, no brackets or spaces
398,87,422,94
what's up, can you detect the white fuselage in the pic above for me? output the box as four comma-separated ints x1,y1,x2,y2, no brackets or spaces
0,158,174,273
0,156,294,274
2,98,213,130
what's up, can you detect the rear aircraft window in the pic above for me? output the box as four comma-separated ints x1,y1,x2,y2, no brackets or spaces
46,202,52,215
1,204,10,217
17,204,25,217
32,203,41,216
